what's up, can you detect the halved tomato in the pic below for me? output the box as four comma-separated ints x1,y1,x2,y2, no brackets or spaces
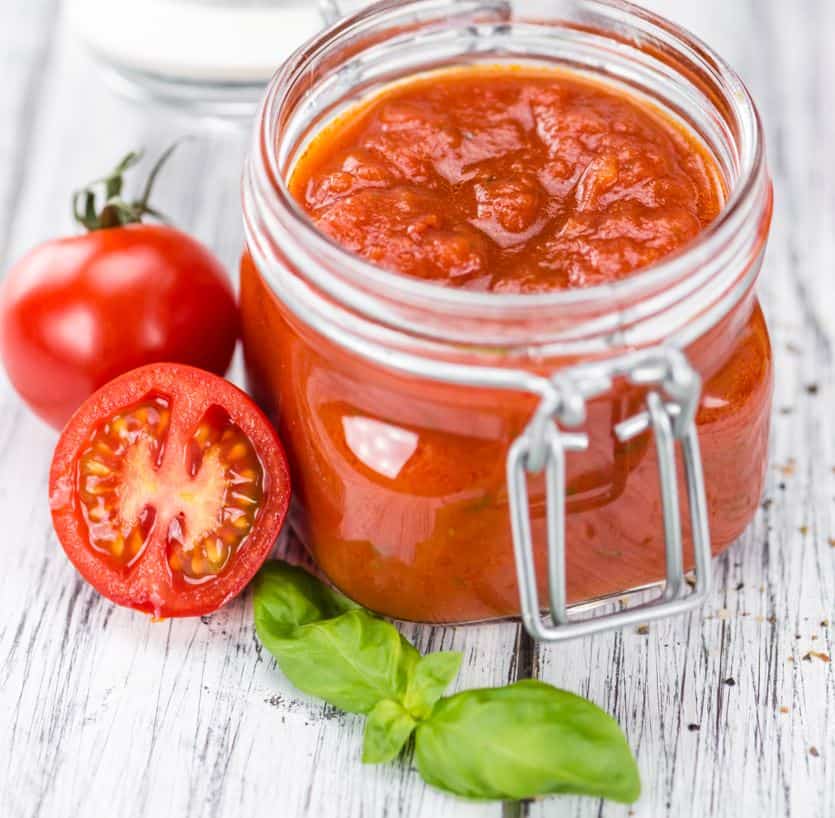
49,363,291,617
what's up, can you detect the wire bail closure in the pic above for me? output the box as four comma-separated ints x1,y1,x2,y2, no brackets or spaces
507,347,712,642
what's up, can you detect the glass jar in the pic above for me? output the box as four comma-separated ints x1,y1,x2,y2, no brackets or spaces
240,0,773,638
66,0,358,118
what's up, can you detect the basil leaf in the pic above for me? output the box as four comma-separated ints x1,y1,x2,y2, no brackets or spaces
414,679,641,803
254,563,420,714
362,699,417,764
403,651,462,719
253,561,357,633
256,609,420,714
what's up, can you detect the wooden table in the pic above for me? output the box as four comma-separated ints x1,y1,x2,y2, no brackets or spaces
1,2,832,816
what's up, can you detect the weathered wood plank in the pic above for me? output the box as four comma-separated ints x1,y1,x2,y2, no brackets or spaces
0,0,60,267
531,1,834,816
0,16,516,818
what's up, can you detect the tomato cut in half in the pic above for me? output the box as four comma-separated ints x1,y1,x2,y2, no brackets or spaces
49,363,291,617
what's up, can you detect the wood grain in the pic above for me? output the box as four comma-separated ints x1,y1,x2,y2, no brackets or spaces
0,2,832,817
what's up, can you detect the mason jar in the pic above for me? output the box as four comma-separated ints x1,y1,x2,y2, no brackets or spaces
240,0,773,640
66,0,367,117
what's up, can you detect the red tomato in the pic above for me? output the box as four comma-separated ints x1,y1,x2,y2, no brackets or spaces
1,224,239,429
49,363,290,617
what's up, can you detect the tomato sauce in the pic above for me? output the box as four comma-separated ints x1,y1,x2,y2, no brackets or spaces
290,67,724,292
241,66,772,623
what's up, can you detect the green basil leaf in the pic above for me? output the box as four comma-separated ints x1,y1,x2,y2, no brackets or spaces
403,651,463,719
254,563,420,714
362,699,417,764
253,561,358,634
414,679,640,803
256,609,420,714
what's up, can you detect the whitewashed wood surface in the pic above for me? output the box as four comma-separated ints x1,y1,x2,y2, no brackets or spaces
0,1,832,816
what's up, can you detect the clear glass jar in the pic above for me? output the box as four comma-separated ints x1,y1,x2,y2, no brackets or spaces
66,0,354,118
240,0,773,634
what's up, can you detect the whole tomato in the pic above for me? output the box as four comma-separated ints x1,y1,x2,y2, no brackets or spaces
0,146,239,429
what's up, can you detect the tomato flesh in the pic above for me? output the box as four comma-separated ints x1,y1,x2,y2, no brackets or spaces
168,405,264,583
77,395,170,570
50,364,290,617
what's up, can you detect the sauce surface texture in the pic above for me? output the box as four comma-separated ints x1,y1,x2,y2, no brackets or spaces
290,66,724,292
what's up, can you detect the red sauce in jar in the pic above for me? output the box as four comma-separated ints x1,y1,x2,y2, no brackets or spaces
290,66,724,292
241,66,772,623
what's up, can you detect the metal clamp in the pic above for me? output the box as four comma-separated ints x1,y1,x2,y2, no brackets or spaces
507,347,712,642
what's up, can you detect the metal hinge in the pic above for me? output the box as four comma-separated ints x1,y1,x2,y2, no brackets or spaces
507,347,712,642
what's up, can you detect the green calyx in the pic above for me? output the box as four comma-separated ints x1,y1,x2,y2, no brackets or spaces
72,141,183,231
252,560,641,805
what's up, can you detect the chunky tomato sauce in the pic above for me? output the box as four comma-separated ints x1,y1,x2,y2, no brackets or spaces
290,66,724,292
241,66,772,623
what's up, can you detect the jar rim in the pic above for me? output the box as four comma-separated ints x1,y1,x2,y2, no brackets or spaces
245,0,771,351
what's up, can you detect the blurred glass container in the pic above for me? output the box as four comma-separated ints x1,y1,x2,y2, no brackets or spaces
65,0,366,118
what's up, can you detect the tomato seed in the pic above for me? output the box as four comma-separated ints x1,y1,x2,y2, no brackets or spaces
77,395,170,566
165,406,263,584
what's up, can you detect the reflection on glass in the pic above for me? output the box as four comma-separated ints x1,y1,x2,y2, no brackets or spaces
342,415,418,479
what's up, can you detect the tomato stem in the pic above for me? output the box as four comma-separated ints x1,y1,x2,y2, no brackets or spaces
72,139,189,231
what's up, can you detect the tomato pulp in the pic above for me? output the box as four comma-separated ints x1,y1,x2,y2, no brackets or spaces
241,66,772,622
49,364,290,617
290,67,723,292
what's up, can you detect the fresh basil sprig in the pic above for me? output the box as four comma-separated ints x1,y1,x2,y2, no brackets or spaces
253,561,640,804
